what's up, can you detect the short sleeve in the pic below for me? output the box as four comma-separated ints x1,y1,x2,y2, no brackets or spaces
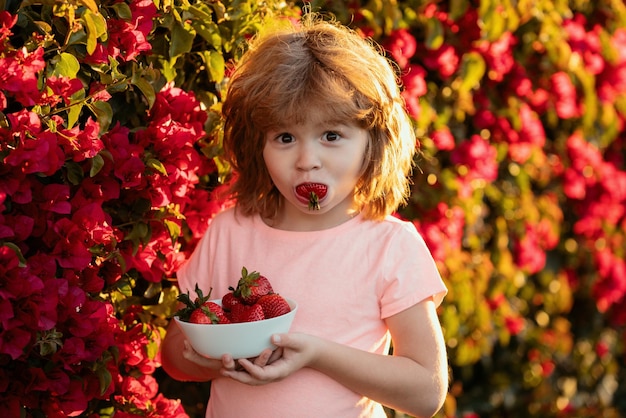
378,222,447,319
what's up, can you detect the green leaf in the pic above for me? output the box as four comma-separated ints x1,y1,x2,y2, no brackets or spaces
131,76,156,109
425,17,444,50
170,19,196,59
82,8,107,54
51,52,80,78
164,218,181,242
193,20,223,48
146,158,168,176
459,52,486,92
90,153,105,177
1,242,27,267
111,2,132,20
88,100,113,133
79,0,99,13
199,50,225,83
95,365,113,396
448,0,469,21
65,161,84,185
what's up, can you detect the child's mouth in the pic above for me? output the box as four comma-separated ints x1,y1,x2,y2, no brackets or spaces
295,183,327,210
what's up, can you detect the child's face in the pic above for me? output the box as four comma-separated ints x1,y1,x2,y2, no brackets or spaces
262,115,368,230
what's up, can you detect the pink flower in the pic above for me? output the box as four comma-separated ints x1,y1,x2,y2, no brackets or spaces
592,249,626,312
550,71,580,119
514,224,547,274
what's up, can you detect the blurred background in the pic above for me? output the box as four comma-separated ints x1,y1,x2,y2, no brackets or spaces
0,0,624,417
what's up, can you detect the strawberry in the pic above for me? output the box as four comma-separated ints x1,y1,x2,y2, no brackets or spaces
233,267,274,305
175,284,213,322
257,294,291,318
203,301,231,324
230,302,265,323
221,291,242,312
189,308,213,324
188,301,231,324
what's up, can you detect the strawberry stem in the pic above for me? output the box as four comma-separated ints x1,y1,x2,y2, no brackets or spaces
308,191,320,210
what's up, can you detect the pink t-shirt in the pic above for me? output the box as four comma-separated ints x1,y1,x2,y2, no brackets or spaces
176,207,447,418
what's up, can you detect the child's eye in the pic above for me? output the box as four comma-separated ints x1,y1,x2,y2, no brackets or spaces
277,133,295,143
324,131,341,142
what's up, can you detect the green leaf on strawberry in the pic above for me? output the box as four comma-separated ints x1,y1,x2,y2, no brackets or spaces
174,283,213,322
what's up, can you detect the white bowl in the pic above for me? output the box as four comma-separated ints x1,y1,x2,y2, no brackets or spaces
174,298,297,359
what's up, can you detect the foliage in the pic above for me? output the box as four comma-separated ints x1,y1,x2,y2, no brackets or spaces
0,0,624,417
0,0,297,416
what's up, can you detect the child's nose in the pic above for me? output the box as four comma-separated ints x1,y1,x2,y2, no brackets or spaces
296,142,321,171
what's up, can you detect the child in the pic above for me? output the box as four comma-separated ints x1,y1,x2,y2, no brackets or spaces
161,13,448,418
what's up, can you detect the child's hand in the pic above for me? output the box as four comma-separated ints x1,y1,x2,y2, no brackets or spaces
220,333,316,385
181,340,237,374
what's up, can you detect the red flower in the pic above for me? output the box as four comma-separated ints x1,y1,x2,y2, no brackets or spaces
413,202,465,262
550,71,580,119
514,224,547,274
46,219,92,270
0,46,45,106
564,15,605,76
423,44,459,79
504,315,525,336
450,135,498,182
430,127,455,151
475,31,517,82
0,323,31,359
42,76,84,107
383,28,417,69
400,64,427,119
1,110,65,176
0,11,17,45
57,118,104,162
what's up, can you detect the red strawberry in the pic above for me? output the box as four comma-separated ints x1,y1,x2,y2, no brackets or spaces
189,302,231,324
221,291,242,312
175,284,215,322
257,294,291,319
203,301,231,324
230,302,265,323
233,267,274,305
189,308,213,324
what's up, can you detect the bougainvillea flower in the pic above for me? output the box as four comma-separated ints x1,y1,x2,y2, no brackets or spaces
475,31,516,82
450,134,498,183
42,76,84,107
0,46,45,106
383,28,417,69
423,44,459,78
550,71,580,119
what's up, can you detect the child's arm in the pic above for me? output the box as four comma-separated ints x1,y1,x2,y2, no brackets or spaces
224,297,448,418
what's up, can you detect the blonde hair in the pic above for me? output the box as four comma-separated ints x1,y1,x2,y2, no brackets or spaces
221,14,417,221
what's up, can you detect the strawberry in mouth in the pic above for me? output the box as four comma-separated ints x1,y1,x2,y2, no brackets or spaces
296,183,327,211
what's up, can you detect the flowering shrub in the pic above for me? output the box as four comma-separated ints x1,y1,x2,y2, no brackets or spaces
0,0,296,416
1,0,625,417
